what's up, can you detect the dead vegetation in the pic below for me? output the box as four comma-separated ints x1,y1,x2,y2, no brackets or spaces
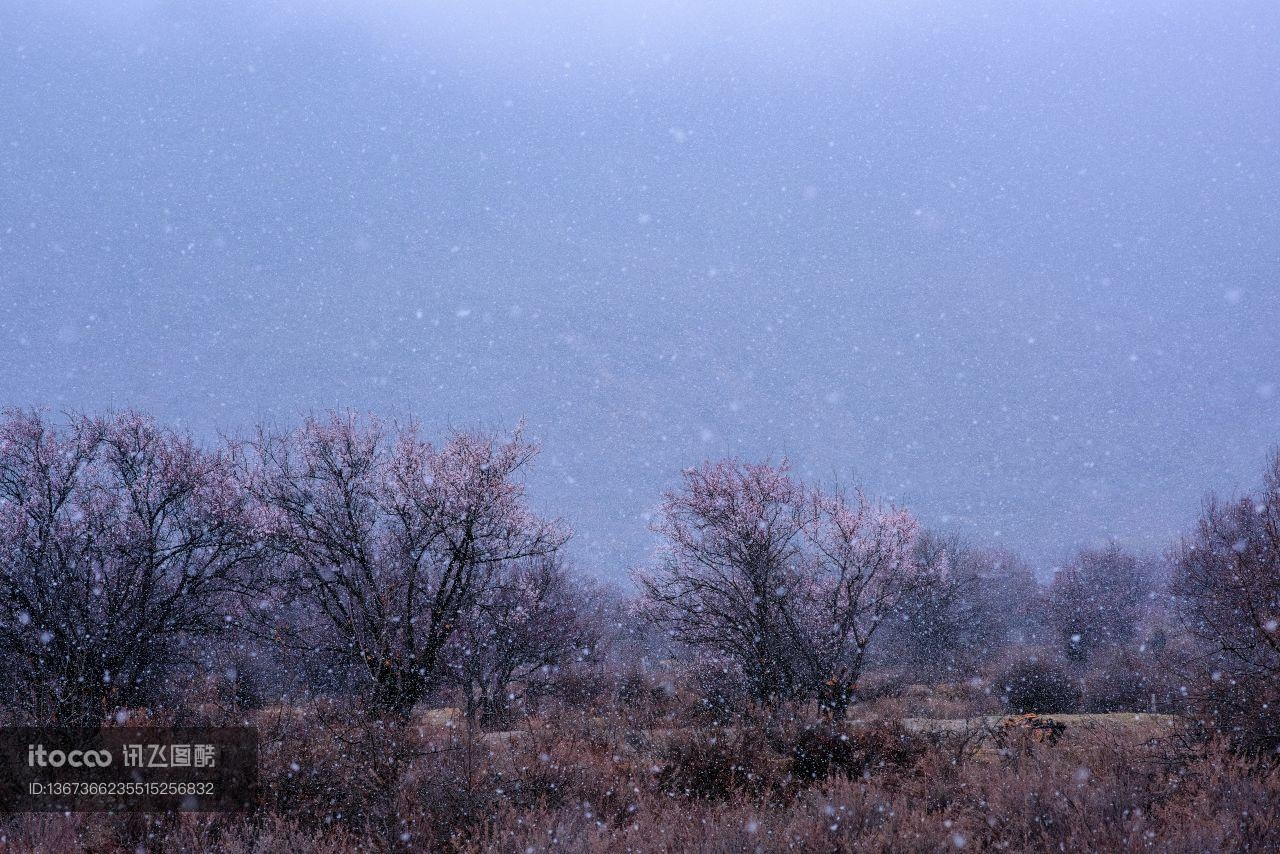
2,692,1277,853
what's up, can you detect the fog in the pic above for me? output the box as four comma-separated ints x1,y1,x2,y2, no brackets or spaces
2,0,1277,573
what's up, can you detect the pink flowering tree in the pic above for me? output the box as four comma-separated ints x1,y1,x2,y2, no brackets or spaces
796,488,943,715
639,459,942,714
247,413,568,716
639,460,811,705
0,409,261,725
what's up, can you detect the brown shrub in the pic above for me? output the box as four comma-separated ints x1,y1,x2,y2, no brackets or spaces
1076,649,1182,714
654,726,781,799
994,654,1082,713
788,720,928,783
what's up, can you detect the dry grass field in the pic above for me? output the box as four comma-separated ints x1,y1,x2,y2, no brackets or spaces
1,693,1276,853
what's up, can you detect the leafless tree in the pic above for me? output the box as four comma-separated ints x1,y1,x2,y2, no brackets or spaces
246,412,567,716
1171,451,1280,753
969,547,1048,647
0,409,260,725
877,536,1037,679
1047,544,1147,662
445,554,598,728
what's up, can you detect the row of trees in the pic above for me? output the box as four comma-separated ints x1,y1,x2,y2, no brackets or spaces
638,464,1176,715
1,408,1276,750
0,410,586,725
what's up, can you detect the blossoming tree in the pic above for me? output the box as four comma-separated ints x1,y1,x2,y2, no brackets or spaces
639,459,944,715
0,409,260,725
247,413,567,716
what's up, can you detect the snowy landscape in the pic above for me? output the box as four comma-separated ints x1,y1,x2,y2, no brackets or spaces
1,1,1278,852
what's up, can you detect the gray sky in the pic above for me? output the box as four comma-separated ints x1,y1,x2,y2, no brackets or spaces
2,0,1277,576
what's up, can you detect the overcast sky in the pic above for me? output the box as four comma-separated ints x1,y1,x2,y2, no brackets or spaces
2,0,1277,576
